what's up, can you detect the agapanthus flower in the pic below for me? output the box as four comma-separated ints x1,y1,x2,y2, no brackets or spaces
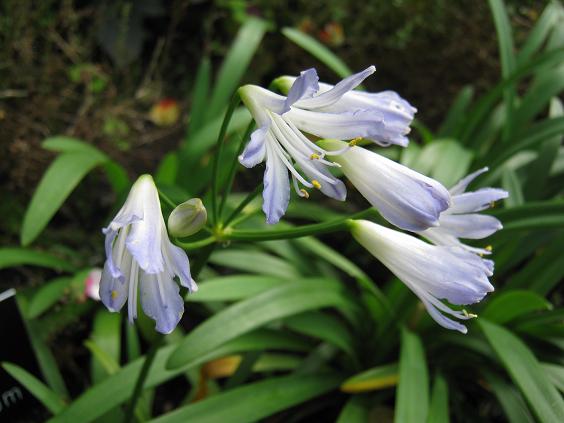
318,139,451,232
418,167,508,254
238,66,416,224
350,220,494,333
100,175,197,334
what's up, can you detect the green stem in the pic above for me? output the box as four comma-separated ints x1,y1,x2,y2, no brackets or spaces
218,121,256,222
158,189,177,210
223,183,263,227
221,208,379,242
211,94,241,225
124,334,164,423
174,236,216,250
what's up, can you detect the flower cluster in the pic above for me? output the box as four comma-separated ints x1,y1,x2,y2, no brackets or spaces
239,67,507,333
100,67,506,335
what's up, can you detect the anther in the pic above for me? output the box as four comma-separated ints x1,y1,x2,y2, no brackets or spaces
309,153,320,160
111,290,119,300
490,201,496,208
349,137,362,146
311,180,322,189
300,189,310,199
485,245,492,252
462,309,478,319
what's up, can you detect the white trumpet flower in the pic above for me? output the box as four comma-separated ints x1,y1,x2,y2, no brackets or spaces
319,139,451,232
238,66,416,224
100,175,197,334
351,220,494,333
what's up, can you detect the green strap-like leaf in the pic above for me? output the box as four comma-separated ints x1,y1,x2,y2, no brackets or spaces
284,311,356,358
482,290,552,324
149,373,342,423
427,373,449,423
483,370,535,423
89,311,122,383
479,319,564,423
1,362,66,415
187,275,290,302
0,248,76,272
395,328,429,423
206,18,267,121
27,277,73,319
167,279,355,369
49,330,312,423
21,151,108,245
341,363,398,393
282,27,352,78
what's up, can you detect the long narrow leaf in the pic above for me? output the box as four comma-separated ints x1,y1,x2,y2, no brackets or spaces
1,362,66,414
149,373,342,423
396,329,429,423
479,319,564,423
167,279,355,369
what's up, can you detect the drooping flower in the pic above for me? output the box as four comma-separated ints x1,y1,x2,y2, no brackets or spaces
418,167,508,254
100,175,197,334
318,139,451,232
238,66,416,224
350,220,494,333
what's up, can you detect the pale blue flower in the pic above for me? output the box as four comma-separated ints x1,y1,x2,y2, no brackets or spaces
239,66,416,224
319,139,451,232
100,175,197,334
351,220,494,333
419,167,508,254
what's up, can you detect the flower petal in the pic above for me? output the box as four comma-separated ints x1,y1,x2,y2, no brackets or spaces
328,142,451,231
100,260,130,312
161,233,198,292
351,220,494,310
449,167,489,195
450,188,509,214
286,107,410,147
282,68,319,113
139,271,184,334
239,126,268,168
262,140,290,224
294,66,376,110
438,214,503,239
125,177,165,274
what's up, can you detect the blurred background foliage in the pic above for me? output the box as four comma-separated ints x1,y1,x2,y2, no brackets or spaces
1,0,563,422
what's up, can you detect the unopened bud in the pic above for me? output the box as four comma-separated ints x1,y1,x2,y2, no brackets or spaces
167,198,207,237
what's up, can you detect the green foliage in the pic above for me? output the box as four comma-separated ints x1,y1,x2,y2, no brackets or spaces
8,1,564,421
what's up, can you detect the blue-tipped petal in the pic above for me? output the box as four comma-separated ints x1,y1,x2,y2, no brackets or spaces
262,143,290,224
239,126,268,168
330,143,451,231
449,167,489,195
295,66,376,110
282,68,319,114
439,214,503,239
139,272,184,334
100,261,129,312
162,236,198,292
450,188,509,213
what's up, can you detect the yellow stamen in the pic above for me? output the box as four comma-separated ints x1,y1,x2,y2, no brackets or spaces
490,201,496,208
349,137,362,146
485,245,493,252
311,180,322,190
300,189,310,199
111,290,119,300
462,309,478,319
309,153,320,160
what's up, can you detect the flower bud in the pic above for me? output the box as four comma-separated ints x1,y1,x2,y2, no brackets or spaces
167,198,207,238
